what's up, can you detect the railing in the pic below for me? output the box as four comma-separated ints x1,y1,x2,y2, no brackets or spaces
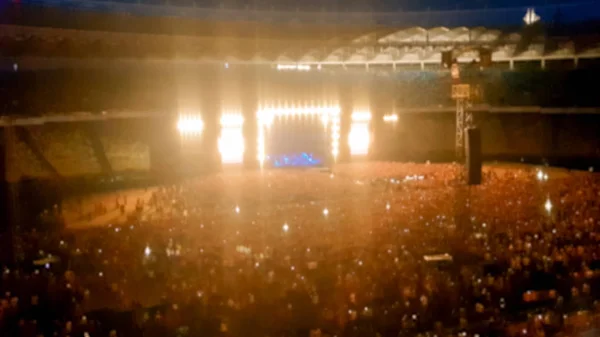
16,0,600,27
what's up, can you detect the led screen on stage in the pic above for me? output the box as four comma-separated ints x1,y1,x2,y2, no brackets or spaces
264,116,329,167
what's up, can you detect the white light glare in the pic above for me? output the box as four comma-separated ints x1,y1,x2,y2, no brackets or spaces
544,198,552,213
144,245,151,257
220,114,244,127
348,122,370,156
351,111,372,122
177,115,204,135
259,106,340,116
349,111,371,156
323,208,329,216
219,113,245,165
383,114,399,123
524,8,540,25
282,223,289,232
277,64,311,71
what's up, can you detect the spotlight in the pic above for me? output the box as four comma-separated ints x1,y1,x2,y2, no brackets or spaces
383,114,398,123
219,113,245,164
544,198,552,213
349,111,371,156
177,115,204,135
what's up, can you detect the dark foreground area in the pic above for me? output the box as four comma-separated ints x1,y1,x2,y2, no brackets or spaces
1,163,600,337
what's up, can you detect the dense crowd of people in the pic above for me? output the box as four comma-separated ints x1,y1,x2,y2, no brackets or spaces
1,162,600,337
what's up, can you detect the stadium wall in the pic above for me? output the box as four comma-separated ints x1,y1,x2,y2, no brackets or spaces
373,112,600,168
1,109,599,231
2,111,600,181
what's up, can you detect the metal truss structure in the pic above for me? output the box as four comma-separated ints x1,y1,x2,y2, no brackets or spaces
452,84,474,160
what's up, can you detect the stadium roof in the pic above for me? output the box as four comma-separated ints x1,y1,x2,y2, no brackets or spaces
3,1,600,67
2,23,600,67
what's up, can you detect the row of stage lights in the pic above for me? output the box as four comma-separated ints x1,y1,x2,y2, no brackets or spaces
176,112,396,134
177,108,399,165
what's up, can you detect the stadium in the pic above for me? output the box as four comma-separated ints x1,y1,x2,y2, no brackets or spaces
1,0,600,336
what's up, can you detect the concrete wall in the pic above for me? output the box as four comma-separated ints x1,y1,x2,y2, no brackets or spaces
374,112,600,164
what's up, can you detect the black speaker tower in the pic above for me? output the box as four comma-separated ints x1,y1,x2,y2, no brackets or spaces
465,127,482,185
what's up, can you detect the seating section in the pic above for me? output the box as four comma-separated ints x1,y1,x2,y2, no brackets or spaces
5,137,51,181
27,125,101,177
100,133,150,172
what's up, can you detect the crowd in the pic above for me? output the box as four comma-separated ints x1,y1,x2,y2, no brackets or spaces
1,162,600,337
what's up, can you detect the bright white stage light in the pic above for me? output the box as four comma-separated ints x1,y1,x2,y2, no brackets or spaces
544,198,552,213
221,114,244,127
177,115,204,135
277,64,311,71
349,123,370,156
383,114,399,123
259,106,340,117
351,111,372,122
331,116,341,159
349,111,371,156
219,114,245,165
524,8,540,25
219,129,245,164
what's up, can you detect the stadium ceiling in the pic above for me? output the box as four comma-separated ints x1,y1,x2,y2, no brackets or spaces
1,24,600,67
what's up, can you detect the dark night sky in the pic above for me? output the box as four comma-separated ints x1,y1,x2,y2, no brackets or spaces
16,0,600,28
350,0,590,11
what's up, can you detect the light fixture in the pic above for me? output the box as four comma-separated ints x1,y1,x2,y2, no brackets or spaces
524,8,540,25
277,64,311,71
544,198,552,213
219,113,245,164
177,114,204,135
383,114,399,123
349,111,372,156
